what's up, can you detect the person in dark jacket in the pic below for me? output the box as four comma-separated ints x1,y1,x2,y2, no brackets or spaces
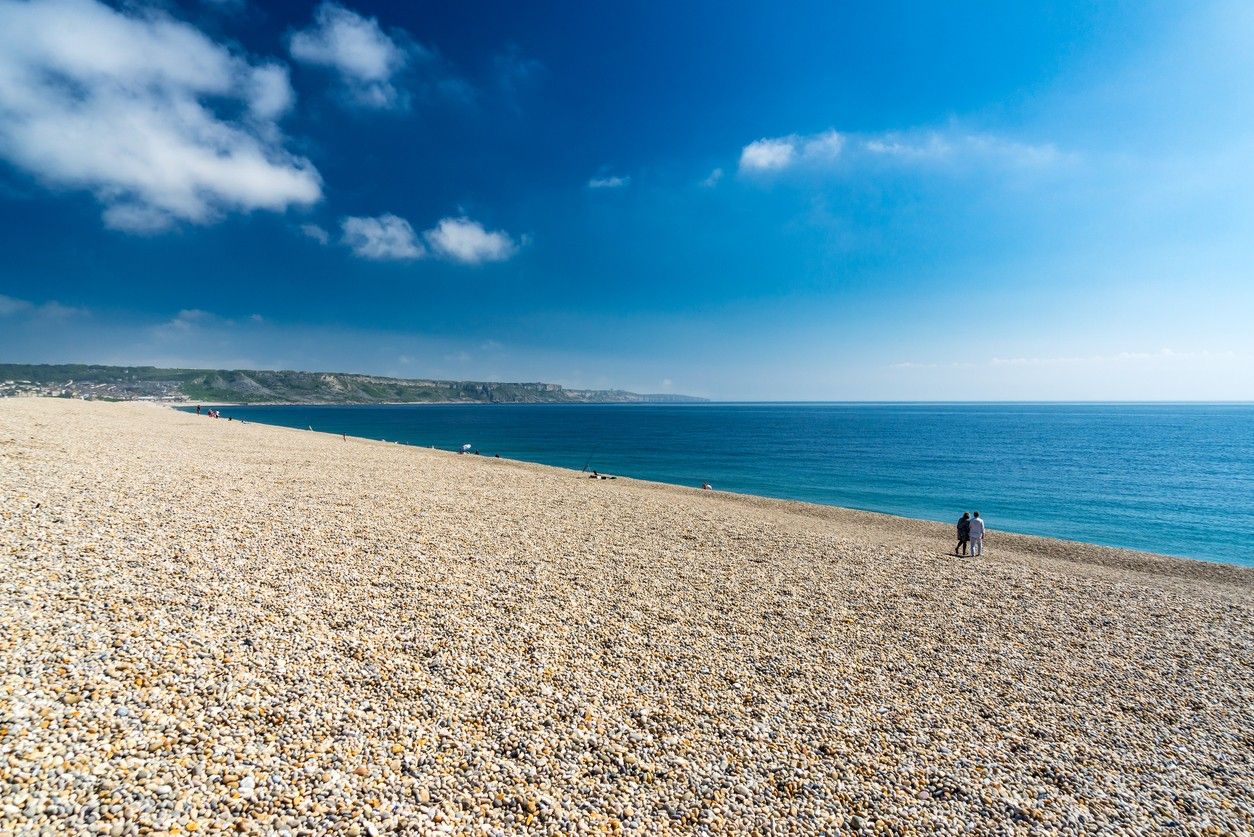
955,512,971,555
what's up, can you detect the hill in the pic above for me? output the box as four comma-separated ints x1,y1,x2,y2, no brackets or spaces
0,363,707,404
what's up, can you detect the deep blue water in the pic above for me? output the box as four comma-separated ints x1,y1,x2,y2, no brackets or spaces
189,403,1254,566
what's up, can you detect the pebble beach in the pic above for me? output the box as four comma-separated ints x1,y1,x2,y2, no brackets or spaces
1,397,1251,835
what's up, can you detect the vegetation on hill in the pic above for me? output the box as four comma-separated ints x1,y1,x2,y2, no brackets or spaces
0,363,706,404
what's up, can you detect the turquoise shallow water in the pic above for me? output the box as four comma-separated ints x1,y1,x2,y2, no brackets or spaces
189,403,1254,566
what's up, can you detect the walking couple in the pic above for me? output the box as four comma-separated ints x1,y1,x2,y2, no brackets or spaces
955,511,986,556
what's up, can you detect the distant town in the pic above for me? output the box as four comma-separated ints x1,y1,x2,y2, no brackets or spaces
0,376,181,401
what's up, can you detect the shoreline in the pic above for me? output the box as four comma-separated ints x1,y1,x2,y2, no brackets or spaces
176,399,706,408
172,402,1253,576
3,397,1251,833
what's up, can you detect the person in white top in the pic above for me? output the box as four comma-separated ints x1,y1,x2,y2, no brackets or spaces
968,512,986,556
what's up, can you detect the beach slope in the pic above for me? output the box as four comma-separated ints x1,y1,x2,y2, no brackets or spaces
1,398,1250,834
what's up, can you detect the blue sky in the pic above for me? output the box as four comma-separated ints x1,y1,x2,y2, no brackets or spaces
0,0,1252,399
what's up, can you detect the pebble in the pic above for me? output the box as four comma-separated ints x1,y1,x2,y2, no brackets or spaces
0,397,1250,835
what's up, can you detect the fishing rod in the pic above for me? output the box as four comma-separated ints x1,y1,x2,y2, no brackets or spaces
580,441,601,473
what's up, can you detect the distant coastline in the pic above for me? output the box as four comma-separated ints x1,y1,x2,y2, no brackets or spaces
0,362,707,405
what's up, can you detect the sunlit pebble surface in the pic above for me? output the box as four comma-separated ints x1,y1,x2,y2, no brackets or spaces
0,399,1251,836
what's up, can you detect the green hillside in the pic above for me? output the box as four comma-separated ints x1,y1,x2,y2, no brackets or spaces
0,363,706,404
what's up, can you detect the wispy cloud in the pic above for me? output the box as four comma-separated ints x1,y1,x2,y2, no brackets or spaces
300,223,331,244
288,2,413,108
0,294,32,316
892,348,1238,370
739,138,796,172
341,214,425,260
701,168,724,188
0,294,87,319
149,307,275,342
867,131,1064,166
423,217,519,264
739,127,1063,175
588,175,630,189
739,130,844,173
153,308,212,336
0,0,321,233
493,45,543,106
287,2,471,110
989,348,1237,366
339,213,522,264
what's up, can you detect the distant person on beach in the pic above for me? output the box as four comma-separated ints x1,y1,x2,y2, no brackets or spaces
969,512,986,556
195,405,201,415
955,512,971,555
702,481,712,490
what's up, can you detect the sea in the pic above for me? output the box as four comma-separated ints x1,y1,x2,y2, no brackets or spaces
188,403,1254,567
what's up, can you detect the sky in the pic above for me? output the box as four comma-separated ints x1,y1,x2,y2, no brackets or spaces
0,0,1252,400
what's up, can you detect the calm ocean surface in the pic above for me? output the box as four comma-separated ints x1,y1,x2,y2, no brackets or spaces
195,403,1254,566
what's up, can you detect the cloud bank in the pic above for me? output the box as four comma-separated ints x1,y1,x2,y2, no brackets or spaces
0,0,321,232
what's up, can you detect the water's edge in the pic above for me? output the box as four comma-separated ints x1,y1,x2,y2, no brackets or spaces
176,401,1254,569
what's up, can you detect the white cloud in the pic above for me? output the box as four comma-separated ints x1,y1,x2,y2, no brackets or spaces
0,294,34,316
156,308,211,334
288,2,413,108
300,223,330,244
866,131,1062,166
0,293,87,318
740,131,846,173
863,134,952,161
587,175,630,189
0,0,320,233
701,168,724,188
423,217,519,265
739,137,798,172
989,348,1236,366
341,214,425,260
38,301,89,319
149,307,277,342
739,132,845,173
247,63,295,121
893,348,1237,370
739,127,1060,175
